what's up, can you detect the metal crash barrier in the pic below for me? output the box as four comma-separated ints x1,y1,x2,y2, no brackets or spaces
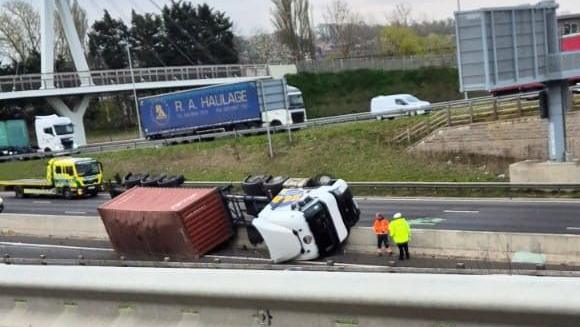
1,265,580,326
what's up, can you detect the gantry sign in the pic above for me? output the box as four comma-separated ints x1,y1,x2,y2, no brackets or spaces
455,1,580,162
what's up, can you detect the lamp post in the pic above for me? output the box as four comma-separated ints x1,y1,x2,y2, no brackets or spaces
126,44,144,139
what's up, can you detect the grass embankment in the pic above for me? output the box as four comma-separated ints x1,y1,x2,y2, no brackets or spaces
0,118,512,183
86,128,139,144
287,68,470,119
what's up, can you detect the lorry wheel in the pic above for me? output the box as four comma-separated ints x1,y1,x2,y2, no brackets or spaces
44,147,52,153
63,188,75,200
263,175,289,198
242,175,270,196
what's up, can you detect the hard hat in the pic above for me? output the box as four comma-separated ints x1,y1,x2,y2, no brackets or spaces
393,212,402,219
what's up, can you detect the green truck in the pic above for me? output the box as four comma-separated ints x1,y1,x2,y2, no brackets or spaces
0,119,31,156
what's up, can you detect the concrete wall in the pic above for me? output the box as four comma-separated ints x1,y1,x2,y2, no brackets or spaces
4,214,578,265
267,64,298,79
411,111,580,160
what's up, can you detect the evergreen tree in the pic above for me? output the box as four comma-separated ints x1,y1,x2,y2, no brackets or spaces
87,10,129,69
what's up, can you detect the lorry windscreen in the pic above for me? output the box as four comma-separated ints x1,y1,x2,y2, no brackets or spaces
302,201,339,256
76,162,100,177
54,124,74,135
288,94,305,109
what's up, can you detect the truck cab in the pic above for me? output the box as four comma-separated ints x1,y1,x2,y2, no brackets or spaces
46,158,103,198
260,84,308,127
0,157,103,199
287,85,307,124
35,115,77,153
251,179,359,263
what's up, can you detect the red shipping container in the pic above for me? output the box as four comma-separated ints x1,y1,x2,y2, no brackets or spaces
98,187,233,259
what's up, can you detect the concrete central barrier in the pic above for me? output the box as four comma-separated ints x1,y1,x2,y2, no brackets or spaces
2,214,580,265
3,265,580,326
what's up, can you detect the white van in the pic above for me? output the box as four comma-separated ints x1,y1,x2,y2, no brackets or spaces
370,94,431,118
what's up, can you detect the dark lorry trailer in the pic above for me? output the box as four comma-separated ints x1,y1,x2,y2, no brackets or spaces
138,79,306,139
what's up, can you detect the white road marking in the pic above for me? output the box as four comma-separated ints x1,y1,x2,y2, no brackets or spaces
205,255,271,262
356,197,580,204
0,213,99,218
33,201,52,204
0,242,114,252
64,211,87,215
566,227,580,231
444,210,480,214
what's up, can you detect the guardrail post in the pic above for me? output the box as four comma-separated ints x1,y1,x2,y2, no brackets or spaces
406,128,411,144
517,97,523,116
446,104,452,126
469,100,474,123
493,98,499,120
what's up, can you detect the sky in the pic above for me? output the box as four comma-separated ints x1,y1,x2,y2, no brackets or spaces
81,0,579,36
7,0,580,36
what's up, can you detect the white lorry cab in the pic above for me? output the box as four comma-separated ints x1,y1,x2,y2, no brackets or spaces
370,94,431,118
261,84,307,127
287,85,307,124
34,115,77,153
251,179,360,263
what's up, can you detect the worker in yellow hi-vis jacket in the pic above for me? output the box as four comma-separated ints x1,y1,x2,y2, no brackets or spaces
389,212,411,260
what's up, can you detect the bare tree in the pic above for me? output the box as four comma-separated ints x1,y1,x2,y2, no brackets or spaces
236,31,293,64
0,0,88,71
0,0,40,63
322,0,361,58
387,3,413,27
271,0,315,62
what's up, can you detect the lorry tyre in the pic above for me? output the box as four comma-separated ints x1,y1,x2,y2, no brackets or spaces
263,176,289,198
312,174,335,186
158,175,185,188
242,175,270,196
62,187,75,200
141,174,165,187
63,188,75,200
44,147,52,153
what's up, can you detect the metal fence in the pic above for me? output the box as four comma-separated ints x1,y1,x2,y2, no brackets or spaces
0,64,270,92
297,54,457,73
393,92,580,144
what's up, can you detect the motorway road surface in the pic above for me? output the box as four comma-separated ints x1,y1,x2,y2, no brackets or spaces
1,191,580,234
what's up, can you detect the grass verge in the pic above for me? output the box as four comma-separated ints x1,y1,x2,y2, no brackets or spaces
0,117,512,184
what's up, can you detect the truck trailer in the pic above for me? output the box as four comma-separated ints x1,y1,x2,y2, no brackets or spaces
97,176,359,263
138,79,307,139
0,157,103,199
0,115,78,156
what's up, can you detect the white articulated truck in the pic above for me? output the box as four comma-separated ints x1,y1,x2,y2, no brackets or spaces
250,178,360,263
0,115,77,156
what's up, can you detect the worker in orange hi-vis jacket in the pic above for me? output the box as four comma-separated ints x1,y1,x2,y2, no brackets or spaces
373,213,393,256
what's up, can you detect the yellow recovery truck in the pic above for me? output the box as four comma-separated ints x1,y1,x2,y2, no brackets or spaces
0,157,103,199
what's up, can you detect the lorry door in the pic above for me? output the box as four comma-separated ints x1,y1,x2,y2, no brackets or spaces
40,126,55,151
302,201,340,256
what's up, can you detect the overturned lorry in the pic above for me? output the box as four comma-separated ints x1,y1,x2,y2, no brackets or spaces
98,176,359,263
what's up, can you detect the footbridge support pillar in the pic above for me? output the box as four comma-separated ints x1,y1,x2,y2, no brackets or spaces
46,96,92,146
